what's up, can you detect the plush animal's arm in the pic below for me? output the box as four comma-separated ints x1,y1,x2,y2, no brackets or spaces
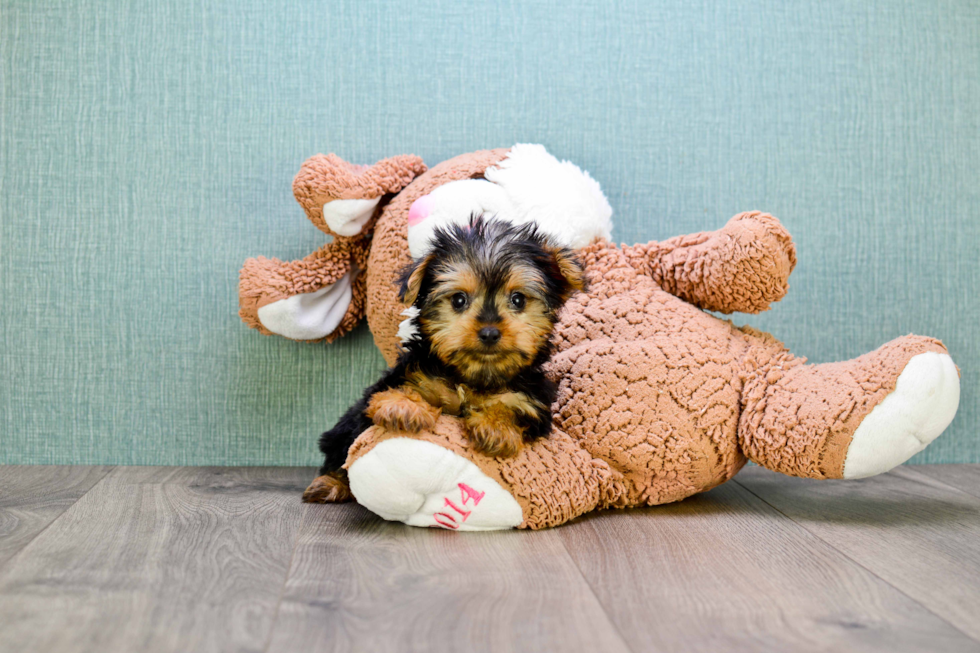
294,153,427,237
239,152,428,343
343,417,628,530
622,211,797,314
238,236,369,343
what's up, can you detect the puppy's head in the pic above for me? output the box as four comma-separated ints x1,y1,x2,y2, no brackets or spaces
398,214,586,386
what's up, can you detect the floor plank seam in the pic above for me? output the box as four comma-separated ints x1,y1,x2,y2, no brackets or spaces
260,500,307,653
731,477,980,646
554,528,639,653
0,465,115,575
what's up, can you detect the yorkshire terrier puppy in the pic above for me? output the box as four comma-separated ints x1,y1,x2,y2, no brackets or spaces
302,215,586,503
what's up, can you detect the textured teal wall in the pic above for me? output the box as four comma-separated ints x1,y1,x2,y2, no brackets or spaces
1,0,977,465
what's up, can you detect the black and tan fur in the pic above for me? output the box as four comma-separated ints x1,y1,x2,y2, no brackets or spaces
303,215,586,503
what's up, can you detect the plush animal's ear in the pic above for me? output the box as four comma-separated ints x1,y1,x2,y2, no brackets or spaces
545,245,587,300
398,253,436,306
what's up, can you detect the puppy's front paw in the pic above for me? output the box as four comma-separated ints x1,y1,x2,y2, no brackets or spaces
366,388,440,433
465,412,525,458
303,470,353,503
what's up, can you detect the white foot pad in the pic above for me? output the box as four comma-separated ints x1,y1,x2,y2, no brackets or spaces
347,438,523,531
844,352,960,479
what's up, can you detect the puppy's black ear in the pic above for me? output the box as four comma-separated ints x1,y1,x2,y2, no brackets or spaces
544,245,587,300
398,253,436,306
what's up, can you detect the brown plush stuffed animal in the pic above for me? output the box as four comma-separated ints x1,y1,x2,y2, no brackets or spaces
240,145,960,530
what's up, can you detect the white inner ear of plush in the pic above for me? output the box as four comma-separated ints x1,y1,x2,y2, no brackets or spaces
323,197,380,236
407,179,515,258
256,271,353,341
484,143,613,249
406,144,614,258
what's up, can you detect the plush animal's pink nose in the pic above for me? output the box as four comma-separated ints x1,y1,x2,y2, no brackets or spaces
408,194,435,226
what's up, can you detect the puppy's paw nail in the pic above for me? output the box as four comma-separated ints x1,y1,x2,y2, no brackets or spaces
368,389,434,433
417,406,439,430
374,414,404,432
467,421,524,458
371,399,437,434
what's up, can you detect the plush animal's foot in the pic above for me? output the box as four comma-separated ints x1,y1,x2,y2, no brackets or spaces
843,352,960,479
302,470,353,503
366,388,440,433
347,438,523,530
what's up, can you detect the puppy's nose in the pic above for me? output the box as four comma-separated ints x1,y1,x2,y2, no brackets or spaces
478,326,501,346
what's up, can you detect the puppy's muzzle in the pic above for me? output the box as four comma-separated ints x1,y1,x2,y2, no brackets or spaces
478,326,501,346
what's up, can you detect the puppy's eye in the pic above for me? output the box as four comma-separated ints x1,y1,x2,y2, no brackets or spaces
509,292,526,311
450,292,468,311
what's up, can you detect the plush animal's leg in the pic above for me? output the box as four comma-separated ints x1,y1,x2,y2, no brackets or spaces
293,153,427,236
621,211,797,314
238,237,368,342
738,335,958,479
343,418,627,530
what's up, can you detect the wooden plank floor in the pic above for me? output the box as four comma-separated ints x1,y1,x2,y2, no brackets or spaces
0,465,978,653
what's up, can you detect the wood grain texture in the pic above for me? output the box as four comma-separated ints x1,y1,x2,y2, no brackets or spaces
914,464,980,500
265,501,630,653
559,481,978,653
2,465,980,652
0,466,310,653
0,465,112,567
736,466,980,642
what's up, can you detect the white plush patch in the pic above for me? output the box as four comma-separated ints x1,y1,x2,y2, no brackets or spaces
322,197,380,236
348,438,523,531
484,143,613,249
397,306,420,344
406,144,613,258
256,272,353,341
843,352,960,479
407,179,515,258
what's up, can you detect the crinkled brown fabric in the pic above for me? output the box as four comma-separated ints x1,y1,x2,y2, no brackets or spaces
737,331,949,478
243,149,953,528
621,211,798,314
354,192,951,528
546,239,757,507
344,416,627,530
366,149,511,364
238,237,370,342
293,153,427,235
238,153,424,342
